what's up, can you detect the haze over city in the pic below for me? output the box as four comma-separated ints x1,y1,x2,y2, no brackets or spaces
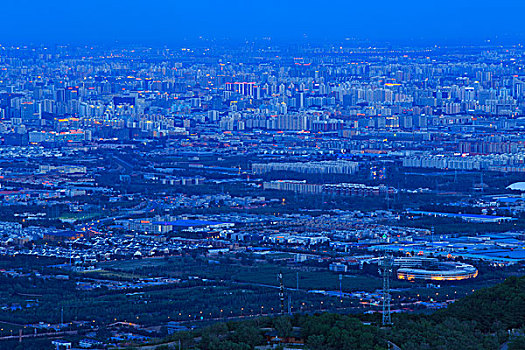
2,1,525,44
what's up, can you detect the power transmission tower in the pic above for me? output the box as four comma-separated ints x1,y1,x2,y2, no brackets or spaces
278,271,285,315
379,255,394,326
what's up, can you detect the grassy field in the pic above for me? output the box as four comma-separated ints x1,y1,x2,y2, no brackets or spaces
0,255,516,337
99,257,405,292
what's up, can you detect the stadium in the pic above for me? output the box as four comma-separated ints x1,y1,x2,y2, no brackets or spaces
395,257,478,281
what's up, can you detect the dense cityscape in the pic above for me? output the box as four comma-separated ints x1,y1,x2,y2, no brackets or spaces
0,40,523,349
3,0,525,343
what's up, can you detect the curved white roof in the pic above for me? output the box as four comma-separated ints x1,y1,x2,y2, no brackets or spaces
507,182,525,191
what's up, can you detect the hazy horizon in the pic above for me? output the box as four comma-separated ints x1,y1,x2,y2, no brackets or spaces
2,0,525,45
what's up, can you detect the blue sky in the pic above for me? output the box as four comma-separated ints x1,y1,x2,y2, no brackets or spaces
2,0,525,45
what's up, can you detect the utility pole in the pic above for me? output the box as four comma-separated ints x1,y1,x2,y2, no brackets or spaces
481,172,484,194
339,274,343,301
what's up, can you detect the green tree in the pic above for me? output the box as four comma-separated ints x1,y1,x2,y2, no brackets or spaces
273,316,292,338
508,336,525,350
